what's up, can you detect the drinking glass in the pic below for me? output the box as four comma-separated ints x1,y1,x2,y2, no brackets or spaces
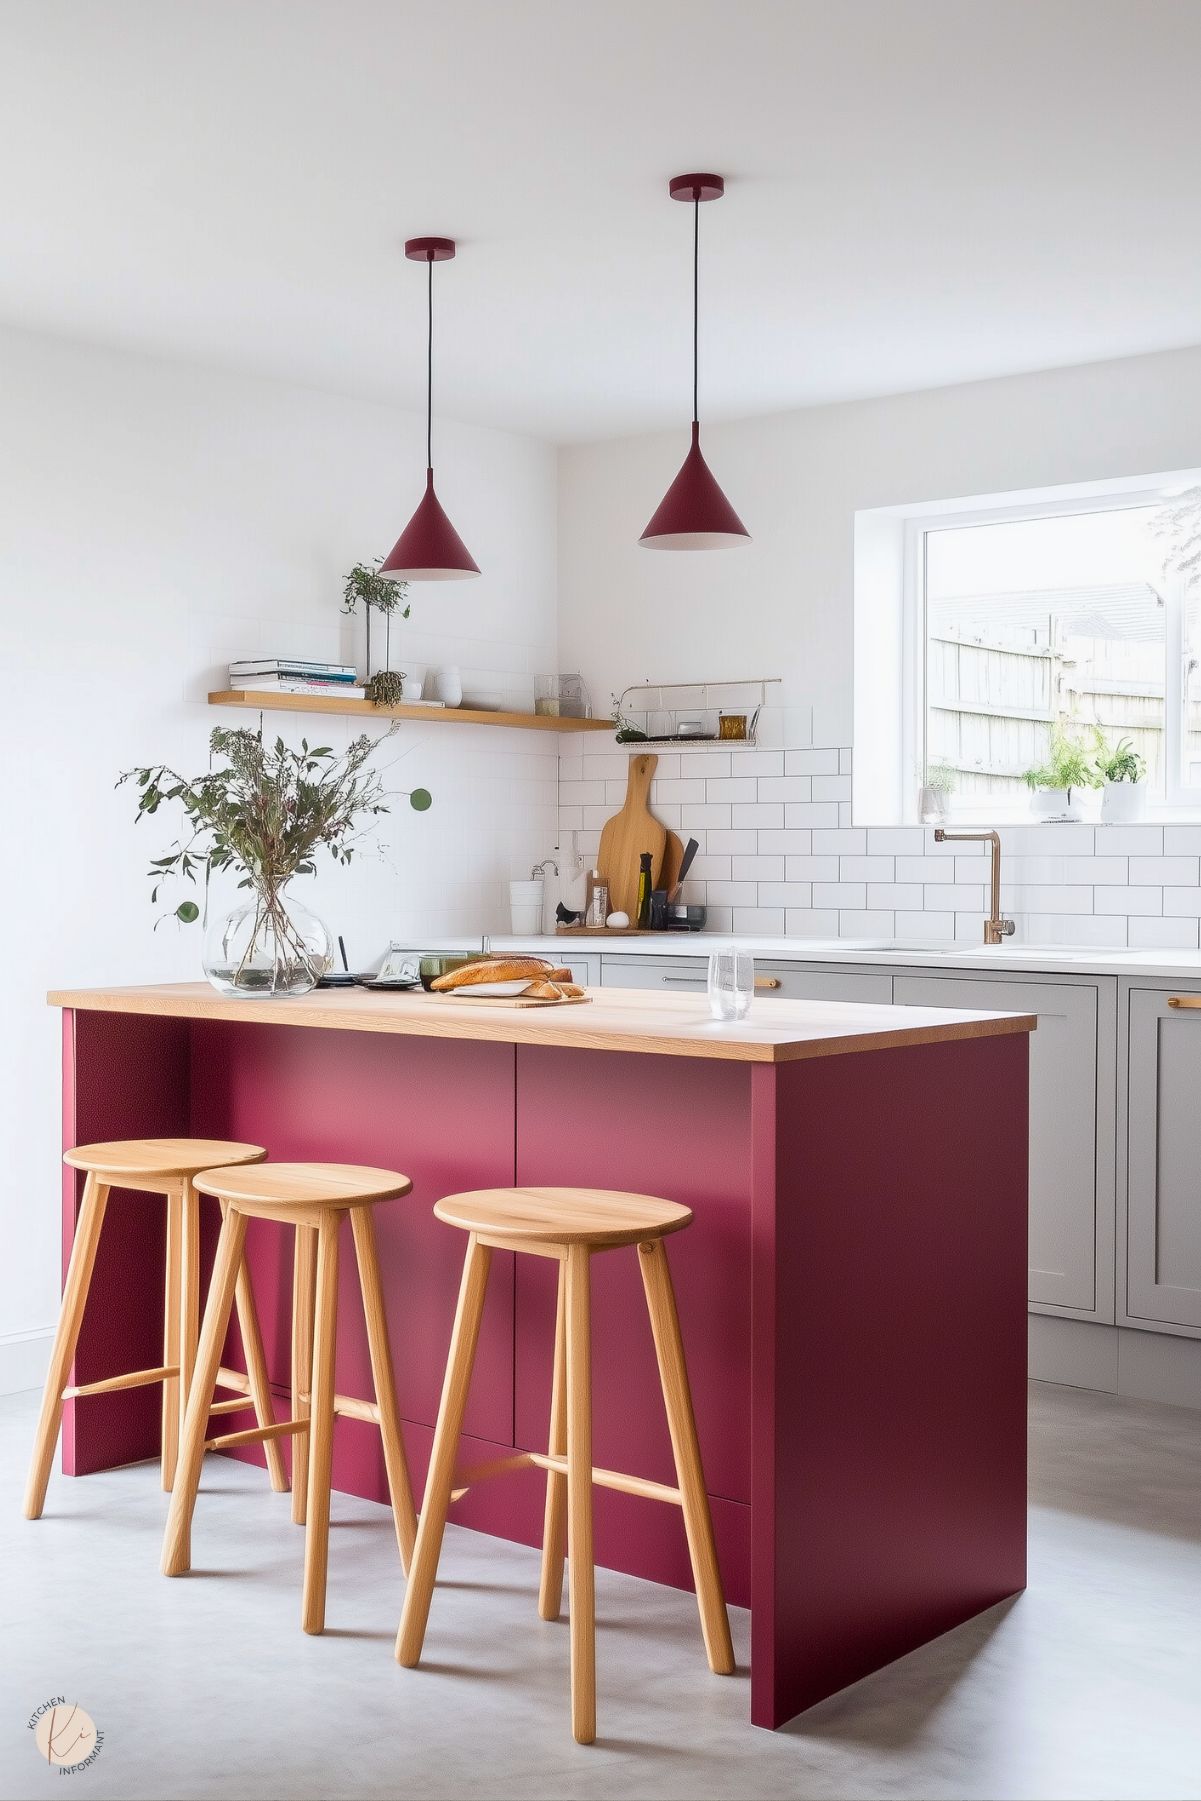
707,948,754,1021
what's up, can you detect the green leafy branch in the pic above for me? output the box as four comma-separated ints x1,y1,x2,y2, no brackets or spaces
118,725,431,925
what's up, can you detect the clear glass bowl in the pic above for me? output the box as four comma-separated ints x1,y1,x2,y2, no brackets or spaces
203,884,332,998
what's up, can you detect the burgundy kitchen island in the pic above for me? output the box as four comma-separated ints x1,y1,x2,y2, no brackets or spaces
47,980,1034,1729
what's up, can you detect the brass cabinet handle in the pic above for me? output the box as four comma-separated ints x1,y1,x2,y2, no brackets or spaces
1168,996,1201,1008
755,976,782,990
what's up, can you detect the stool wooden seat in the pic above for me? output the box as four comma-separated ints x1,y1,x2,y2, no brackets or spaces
161,1162,417,1637
396,1186,734,1745
25,1138,284,1520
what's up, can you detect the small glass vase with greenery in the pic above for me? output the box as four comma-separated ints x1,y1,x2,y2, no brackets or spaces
918,760,956,823
341,558,411,707
119,726,432,997
1022,722,1102,820
1095,733,1148,824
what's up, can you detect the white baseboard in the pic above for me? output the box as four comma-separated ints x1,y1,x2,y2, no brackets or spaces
1029,1314,1201,1410
0,1329,51,1396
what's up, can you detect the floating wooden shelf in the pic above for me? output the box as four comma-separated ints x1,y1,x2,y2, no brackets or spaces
209,690,613,733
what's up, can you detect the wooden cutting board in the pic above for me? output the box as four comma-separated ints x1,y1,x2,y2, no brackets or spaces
597,754,668,918
440,993,592,1008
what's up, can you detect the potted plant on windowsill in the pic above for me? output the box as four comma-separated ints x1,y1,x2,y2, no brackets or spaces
1095,734,1148,823
917,761,957,823
1022,721,1101,823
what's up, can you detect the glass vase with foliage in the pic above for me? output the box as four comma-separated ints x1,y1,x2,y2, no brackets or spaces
341,558,411,705
119,726,432,997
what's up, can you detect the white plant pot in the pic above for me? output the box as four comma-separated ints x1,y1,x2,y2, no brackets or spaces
433,666,462,708
1101,780,1147,823
918,785,951,824
1031,787,1082,822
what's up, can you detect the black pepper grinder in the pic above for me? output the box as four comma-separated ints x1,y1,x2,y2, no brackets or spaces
635,851,653,928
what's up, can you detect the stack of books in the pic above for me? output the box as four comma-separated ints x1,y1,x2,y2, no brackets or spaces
228,659,365,699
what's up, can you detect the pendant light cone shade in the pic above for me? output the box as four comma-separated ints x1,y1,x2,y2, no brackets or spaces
640,173,749,551
382,469,480,580
640,421,749,549
381,236,480,581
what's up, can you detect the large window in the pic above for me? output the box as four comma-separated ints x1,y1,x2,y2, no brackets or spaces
907,484,1201,816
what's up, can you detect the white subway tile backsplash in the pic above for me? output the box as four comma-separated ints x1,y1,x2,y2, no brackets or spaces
1163,826,1201,855
784,749,840,775
732,907,786,934
706,777,760,802
812,774,852,802
785,909,840,937
1128,856,1201,886
785,855,840,881
557,739,1201,950
1128,916,1201,949
813,882,867,909
1092,825,1163,855
706,829,759,854
1094,886,1163,916
866,828,926,854
758,881,813,907
867,883,924,911
843,911,895,938
1163,887,1201,917
839,856,896,881
757,776,815,803
733,855,786,881
734,801,785,828
812,828,867,853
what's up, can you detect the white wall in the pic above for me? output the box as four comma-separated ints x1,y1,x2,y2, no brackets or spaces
0,323,559,1386
557,344,1201,749
556,346,1201,942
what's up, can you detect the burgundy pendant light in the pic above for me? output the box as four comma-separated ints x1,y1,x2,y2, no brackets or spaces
381,237,480,582
640,175,750,551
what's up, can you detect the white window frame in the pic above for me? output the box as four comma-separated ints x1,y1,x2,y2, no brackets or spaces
902,482,1200,823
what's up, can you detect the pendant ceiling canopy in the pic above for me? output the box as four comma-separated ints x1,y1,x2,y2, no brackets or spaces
381,237,480,582
640,174,750,552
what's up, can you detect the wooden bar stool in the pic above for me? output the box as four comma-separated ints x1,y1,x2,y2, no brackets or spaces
161,1162,418,1636
396,1187,734,1745
25,1138,285,1521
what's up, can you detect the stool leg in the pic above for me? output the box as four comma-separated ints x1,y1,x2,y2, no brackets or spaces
230,1228,288,1494
291,1224,317,1525
301,1212,340,1634
350,1206,417,1574
638,1238,735,1676
538,1261,568,1621
565,1243,596,1745
396,1235,493,1667
24,1174,110,1520
161,1208,247,1576
161,1183,183,1491
177,1180,200,1479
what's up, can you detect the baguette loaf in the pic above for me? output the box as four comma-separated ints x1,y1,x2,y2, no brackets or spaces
430,955,553,992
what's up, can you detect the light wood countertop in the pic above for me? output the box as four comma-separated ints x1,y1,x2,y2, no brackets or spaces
48,981,1036,1065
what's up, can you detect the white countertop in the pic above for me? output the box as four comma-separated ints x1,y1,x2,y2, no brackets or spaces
449,933,1201,984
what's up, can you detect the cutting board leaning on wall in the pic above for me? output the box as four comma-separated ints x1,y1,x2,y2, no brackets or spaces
597,753,668,918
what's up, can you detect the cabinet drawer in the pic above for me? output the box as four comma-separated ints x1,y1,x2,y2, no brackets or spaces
601,957,705,990
601,957,891,1004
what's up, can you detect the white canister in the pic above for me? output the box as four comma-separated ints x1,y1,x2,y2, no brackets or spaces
509,879,544,936
433,665,462,708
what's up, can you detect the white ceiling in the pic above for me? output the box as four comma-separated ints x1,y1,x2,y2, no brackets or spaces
3,0,1201,443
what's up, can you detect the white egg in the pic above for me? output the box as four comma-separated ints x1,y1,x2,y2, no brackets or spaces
605,911,630,929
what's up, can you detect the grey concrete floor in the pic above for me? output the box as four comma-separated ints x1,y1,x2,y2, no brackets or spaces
1,1382,1199,1801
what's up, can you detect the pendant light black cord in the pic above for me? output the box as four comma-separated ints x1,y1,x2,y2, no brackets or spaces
692,195,700,425
426,253,434,469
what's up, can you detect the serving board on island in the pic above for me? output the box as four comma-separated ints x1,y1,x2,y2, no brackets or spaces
47,979,1034,1730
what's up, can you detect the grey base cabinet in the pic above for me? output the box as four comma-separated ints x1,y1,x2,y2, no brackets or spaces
1124,988,1201,1332
892,973,1114,1320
